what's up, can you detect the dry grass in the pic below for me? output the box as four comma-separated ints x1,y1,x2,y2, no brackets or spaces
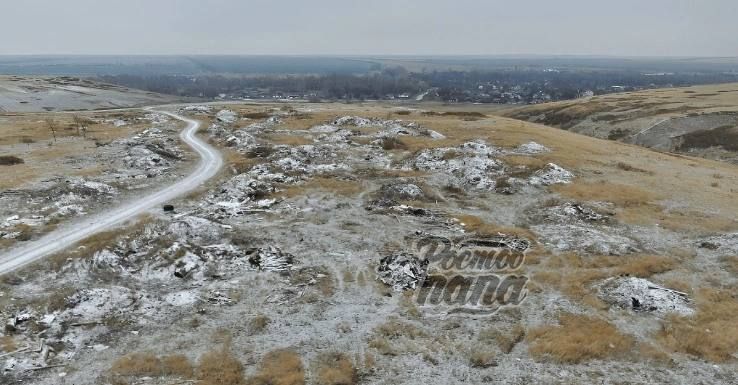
551,181,656,207
111,353,163,377
314,352,358,385
479,324,526,354
720,256,738,274
249,349,305,385
265,133,314,146
533,253,677,308
161,354,194,378
615,162,653,174
279,177,363,198
527,313,635,363
468,348,497,368
454,214,537,241
198,347,245,385
0,336,17,353
249,314,271,334
658,288,738,362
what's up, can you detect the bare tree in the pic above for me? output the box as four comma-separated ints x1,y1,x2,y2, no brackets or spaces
45,119,57,143
72,115,89,138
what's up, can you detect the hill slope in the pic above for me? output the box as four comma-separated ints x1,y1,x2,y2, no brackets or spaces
0,76,178,112
501,83,738,163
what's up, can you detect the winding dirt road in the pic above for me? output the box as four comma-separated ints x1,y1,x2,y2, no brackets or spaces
0,109,223,275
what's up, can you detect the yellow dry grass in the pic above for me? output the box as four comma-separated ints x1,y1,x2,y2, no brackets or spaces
249,349,305,385
314,352,358,385
658,288,738,362
0,109,181,190
278,177,363,198
454,214,538,241
197,347,245,385
533,253,678,308
265,133,314,146
527,313,635,363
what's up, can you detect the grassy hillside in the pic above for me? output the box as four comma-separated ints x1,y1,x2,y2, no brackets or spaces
500,83,738,163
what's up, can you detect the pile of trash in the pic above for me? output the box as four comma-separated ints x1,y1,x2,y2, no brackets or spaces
246,246,295,273
377,253,429,291
378,182,425,201
532,223,639,255
180,105,212,114
216,109,238,124
410,141,505,190
597,277,693,316
510,141,550,155
528,163,574,186
531,202,612,224
697,233,738,255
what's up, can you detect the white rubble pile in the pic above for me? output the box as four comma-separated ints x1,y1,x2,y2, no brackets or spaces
333,116,375,127
511,141,550,155
143,113,169,125
246,246,295,273
181,105,212,113
597,277,693,316
379,182,425,200
169,216,224,245
410,141,505,190
528,163,574,186
533,202,611,224
332,116,443,140
377,253,429,291
270,144,352,175
532,223,640,255
216,109,238,124
696,233,738,255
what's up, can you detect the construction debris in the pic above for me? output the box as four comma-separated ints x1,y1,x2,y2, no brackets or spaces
377,253,429,291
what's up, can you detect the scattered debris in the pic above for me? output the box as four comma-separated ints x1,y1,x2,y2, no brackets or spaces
246,246,295,273
377,253,429,291
597,277,693,316
529,163,574,186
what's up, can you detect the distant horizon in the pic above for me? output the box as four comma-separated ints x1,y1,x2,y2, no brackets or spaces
3,1,737,57
1,54,738,59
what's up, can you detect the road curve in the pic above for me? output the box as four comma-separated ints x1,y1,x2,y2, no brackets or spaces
0,109,223,275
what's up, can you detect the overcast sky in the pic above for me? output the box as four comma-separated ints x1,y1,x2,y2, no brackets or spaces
2,0,736,56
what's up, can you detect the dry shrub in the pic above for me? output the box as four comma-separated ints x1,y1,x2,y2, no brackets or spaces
479,324,525,354
374,318,425,340
244,111,271,119
527,313,634,363
198,347,245,385
161,354,194,378
0,155,24,166
552,181,656,207
615,162,653,174
658,288,738,362
249,349,305,385
1,336,17,352
111,353,162,376
314,352,357,385
469,348,497,368
381,137,408,151
720,256,738,274
249,314,271,334
454,214,537,241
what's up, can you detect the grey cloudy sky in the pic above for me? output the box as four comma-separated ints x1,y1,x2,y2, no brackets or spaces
2,0,736,56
